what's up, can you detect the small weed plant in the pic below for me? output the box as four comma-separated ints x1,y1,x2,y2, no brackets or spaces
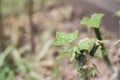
54,13,114,80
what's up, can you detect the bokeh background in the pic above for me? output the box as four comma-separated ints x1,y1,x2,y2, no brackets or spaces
0,0,120,80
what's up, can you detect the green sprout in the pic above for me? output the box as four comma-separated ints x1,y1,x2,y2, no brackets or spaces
80,13,114,73
54,13,115,80
54,31,98,79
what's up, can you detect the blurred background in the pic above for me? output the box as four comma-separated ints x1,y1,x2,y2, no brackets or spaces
0,0,119,80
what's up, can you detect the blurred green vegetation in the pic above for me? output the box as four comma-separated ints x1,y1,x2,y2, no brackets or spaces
2,0,25,16
0,0,58,80
2,0,60,15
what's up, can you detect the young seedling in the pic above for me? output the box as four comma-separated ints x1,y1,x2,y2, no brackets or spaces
54,13,115,79
80,13,114,73
54,31,99,80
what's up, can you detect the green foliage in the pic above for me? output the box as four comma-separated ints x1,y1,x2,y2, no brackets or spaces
0,45,14,69
78,38,96,50
56,38,96,61
81,13,114,73
87,64,99,77
54,12,115,79
80,13,104,28
115,10,120,17
25,76,37,80
0,66,14,80
70,46,79,61
77,65,98,79
57,46,73,58
54,31,96,61
87,67,96,77
54,31,78,45
0,45,34,80
57,46,79,61
2,0,25,15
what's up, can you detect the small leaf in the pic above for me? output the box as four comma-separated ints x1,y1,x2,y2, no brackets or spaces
78,38,96,50
80,13,104,28
70,46,79,61
80,17,91,28
88,68,96,77
56,46,80,61
54,31,78,45
56,46,73,59
115,11,120,17
70,51,76,61
77,69,82,77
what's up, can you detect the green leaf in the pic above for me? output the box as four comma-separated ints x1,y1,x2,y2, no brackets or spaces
56,38,96,61
115,11,120,17
80,13,104,28
56,46,80,61
56,46,74,59
54,31,78,45
78,38,96,50
77,69,82,77
70,51,76,61
70,46,80,61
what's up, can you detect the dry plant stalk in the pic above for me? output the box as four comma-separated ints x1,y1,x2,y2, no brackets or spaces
0,0,5,51
27,0,35,53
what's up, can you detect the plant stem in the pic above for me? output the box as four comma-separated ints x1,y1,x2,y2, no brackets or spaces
76,50,90,80
27,0,35,54
91,28,114,73
94,28,102,40
89,44,99,56
0,0,5,51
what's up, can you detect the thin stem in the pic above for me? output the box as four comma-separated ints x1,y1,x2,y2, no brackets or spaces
92,28,114,73
27,0,35,54
89,28,102,56
94,28,102,40
76,50,90,80
89,44,99,56
0,0,5,52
